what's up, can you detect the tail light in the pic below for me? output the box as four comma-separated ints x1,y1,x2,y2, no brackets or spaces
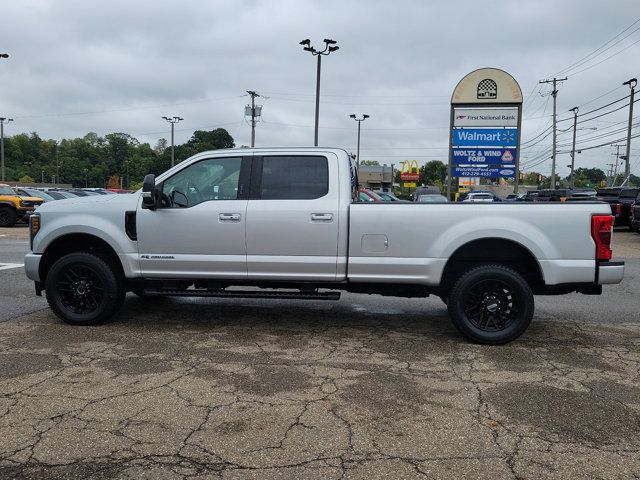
591,215,613,261
615,203,622,215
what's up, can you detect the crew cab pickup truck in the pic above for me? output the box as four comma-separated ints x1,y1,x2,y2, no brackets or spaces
24,148,625,344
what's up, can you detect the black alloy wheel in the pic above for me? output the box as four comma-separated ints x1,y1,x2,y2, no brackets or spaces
45,252,125,325
448,264,534,344
0,207,17,227
462,279,517,331
56,264,104,315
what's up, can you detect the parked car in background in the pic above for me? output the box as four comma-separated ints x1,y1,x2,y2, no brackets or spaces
413,186,441,201
416,194,449,203
463,192,497,203
0,184,44,227
504,192,527,202
596,187,622,213
82,188,113,195
631,190,640,233
358,188,383,203
522,190,540,202
373,191,408,203
614,188,639,227
45,190,79,200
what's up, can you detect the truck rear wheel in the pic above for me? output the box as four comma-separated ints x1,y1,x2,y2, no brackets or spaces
448,264,534,344
0,207,17,227
45,252,125,326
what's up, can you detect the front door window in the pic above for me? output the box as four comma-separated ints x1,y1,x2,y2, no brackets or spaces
161,157,242,208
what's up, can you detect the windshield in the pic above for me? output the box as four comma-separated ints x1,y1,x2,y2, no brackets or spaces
471,194,492,199
20,189,54,201
0,186,15,195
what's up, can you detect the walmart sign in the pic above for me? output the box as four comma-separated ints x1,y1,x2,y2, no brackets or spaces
452,128,517,147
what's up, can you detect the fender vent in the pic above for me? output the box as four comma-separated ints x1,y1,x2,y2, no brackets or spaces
125,211,137,241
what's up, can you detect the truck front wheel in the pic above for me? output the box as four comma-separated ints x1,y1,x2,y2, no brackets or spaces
448,264,534,344
45,252,125,326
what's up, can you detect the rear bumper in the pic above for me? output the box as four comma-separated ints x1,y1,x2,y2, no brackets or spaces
597,261,624,285
24,252,42,282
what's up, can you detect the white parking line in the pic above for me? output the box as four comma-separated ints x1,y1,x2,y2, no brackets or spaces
0,263,23,271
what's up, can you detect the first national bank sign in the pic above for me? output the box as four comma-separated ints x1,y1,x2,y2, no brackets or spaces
447,68,523,193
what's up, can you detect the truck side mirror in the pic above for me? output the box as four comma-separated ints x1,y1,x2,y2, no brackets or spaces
142,174,158,210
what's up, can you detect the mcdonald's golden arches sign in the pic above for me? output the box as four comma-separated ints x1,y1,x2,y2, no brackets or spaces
400,160,420,181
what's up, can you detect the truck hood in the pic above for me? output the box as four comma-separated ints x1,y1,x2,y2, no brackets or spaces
36,192,140,213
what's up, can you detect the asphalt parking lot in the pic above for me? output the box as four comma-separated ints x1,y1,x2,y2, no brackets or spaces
1,225,639,479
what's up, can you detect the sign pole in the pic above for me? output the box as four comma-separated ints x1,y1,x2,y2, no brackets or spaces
514,103,522,193
447,106,454,200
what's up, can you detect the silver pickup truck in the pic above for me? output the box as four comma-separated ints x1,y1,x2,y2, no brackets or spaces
24,147,624,344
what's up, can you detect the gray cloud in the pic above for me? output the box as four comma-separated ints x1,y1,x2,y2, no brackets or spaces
1,0,638,176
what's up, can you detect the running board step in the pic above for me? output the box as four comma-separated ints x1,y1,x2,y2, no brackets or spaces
142,289,341,300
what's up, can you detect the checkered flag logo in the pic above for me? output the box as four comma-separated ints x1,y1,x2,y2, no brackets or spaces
477,79,497,99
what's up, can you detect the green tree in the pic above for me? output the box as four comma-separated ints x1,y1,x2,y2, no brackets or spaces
187,128,235,152
420,160,447,185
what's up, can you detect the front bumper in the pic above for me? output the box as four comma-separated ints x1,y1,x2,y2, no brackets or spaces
24,252,42,282
18,208,35,222
597,261,625,285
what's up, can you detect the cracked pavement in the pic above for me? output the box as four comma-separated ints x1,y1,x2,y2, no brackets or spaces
0,227,639,479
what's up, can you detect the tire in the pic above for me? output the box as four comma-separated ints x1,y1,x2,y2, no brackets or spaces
447,264,534,345
45,252,125,326
0,207,17,227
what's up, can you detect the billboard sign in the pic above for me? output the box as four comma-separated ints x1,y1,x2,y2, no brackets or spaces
452,165,516,178
452,148,516,165
452,128,517,147
447,68,523,196
453,108,518,127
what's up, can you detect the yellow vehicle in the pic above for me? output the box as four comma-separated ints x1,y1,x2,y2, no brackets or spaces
0,184,44,227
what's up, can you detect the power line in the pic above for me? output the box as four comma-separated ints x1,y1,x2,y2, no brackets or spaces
568,36,640,77
552,17,640,76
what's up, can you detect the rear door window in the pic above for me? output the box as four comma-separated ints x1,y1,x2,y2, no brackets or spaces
259,156,328,200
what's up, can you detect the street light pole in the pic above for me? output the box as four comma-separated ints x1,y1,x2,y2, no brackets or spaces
349,114,369,166
569,107,578,188
299,38,340,146
162,116,184,167
0,117,14,181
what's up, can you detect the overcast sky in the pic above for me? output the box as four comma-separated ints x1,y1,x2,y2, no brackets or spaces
1,0,639,177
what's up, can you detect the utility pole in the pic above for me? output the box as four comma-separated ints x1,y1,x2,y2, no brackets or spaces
539,77,567,189
611,144,625,186
299,38,340,146
606,163,615,186
245,91,262,147
622,78,637,180
162,116,184,167
349,114,369,166
0,117,14,181
569,107,578,188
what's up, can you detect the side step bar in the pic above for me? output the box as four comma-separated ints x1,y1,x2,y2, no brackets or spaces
142,289,341,301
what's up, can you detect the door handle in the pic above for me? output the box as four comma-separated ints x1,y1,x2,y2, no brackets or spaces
311,213,333,222
219,213,241,222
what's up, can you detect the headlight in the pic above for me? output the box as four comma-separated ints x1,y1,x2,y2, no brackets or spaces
20,200,34,207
